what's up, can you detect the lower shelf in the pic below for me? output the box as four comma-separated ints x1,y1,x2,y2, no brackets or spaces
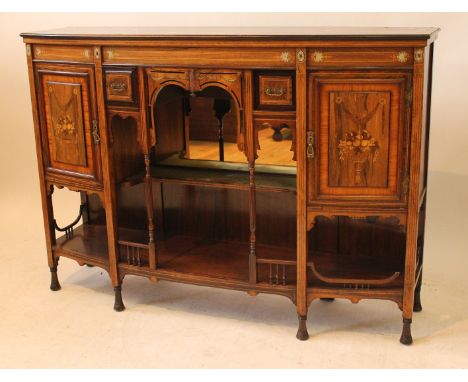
54,224,109,269
308,251,404,288
54,224,297,289
55,224,407,302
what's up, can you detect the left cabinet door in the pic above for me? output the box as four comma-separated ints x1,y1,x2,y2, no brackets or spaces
37,64,102,187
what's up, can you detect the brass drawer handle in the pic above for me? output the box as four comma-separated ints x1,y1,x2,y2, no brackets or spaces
109,82,127,92
265,87,286,97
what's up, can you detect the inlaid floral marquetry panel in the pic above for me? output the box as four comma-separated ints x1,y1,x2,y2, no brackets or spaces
39,68,100,182
330,90,390,188
308,72,409,204
46,81,87,166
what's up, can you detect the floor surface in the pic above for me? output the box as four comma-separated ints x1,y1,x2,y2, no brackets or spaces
0,171,467,368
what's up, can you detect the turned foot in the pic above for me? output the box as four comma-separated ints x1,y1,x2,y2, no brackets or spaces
320,298,335,302
413,290,422,312
399,318,413,345
113,286,125,312
49,266,61,291
296,315,309,341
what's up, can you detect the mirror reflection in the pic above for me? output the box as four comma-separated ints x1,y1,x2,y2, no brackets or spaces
185,87,246,164
255,121,296,167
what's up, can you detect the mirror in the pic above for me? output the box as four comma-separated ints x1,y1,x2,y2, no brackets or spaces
184,87,246,164
255,121,296,167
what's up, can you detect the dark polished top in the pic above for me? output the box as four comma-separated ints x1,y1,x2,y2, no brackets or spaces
20,26,440,41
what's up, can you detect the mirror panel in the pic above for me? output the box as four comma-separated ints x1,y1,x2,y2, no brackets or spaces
184,87,246,164
255,120,296,167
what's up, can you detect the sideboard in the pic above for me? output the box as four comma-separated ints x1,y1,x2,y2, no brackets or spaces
21,27,438,343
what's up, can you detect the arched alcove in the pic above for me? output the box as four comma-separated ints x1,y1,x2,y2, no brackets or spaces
152,84,245,165
110,113,143,183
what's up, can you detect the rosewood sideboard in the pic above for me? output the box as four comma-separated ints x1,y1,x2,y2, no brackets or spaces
21,27,438,343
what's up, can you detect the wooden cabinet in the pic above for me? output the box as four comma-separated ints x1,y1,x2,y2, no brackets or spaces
22,27,438,345
36,64,102,189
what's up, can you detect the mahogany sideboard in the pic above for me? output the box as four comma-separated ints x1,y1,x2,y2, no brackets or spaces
21,27,438,343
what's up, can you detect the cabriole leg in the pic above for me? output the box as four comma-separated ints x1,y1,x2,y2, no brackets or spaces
296,314,309,341
400,318,413,345
113,285,125,312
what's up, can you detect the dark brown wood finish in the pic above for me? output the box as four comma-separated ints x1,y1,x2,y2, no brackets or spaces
22,27,438,344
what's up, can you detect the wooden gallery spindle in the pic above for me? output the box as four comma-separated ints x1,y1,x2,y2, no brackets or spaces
144,154,156,272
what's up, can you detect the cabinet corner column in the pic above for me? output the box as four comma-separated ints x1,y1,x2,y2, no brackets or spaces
401,46,428,344
295,48,309,340
93,46,121,288
25,44,60,289
26,44,55,263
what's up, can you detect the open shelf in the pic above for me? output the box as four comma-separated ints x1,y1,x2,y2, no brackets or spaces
55,224,298,288
54,224,109,269
308,251,404,288
151,165,295,192
119,155,296,192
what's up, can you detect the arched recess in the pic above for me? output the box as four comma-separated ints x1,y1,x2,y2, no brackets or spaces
108,112,144,183
146,68,191,149
151,84,188,162
195,70,245,156
149,76,246,164
187,85,245,163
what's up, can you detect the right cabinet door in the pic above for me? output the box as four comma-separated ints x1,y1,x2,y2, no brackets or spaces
308,72,411,206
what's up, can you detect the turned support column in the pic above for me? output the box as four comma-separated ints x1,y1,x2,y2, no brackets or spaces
144,154,156,271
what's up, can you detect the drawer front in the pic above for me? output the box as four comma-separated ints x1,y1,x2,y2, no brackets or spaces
259,75,293,106
104,68,137,105
32,45,94,63
103,47,296,68
308,48,414,68
308,72,410,205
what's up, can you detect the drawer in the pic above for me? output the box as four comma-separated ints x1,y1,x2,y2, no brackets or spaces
255,72,295,110
104,68,138,105
307,48,414,67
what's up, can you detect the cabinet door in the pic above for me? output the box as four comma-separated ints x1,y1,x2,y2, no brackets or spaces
308,72,410,205
37,65,101,185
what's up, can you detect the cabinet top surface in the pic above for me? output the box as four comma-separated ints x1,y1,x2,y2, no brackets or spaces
21,26,439,40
